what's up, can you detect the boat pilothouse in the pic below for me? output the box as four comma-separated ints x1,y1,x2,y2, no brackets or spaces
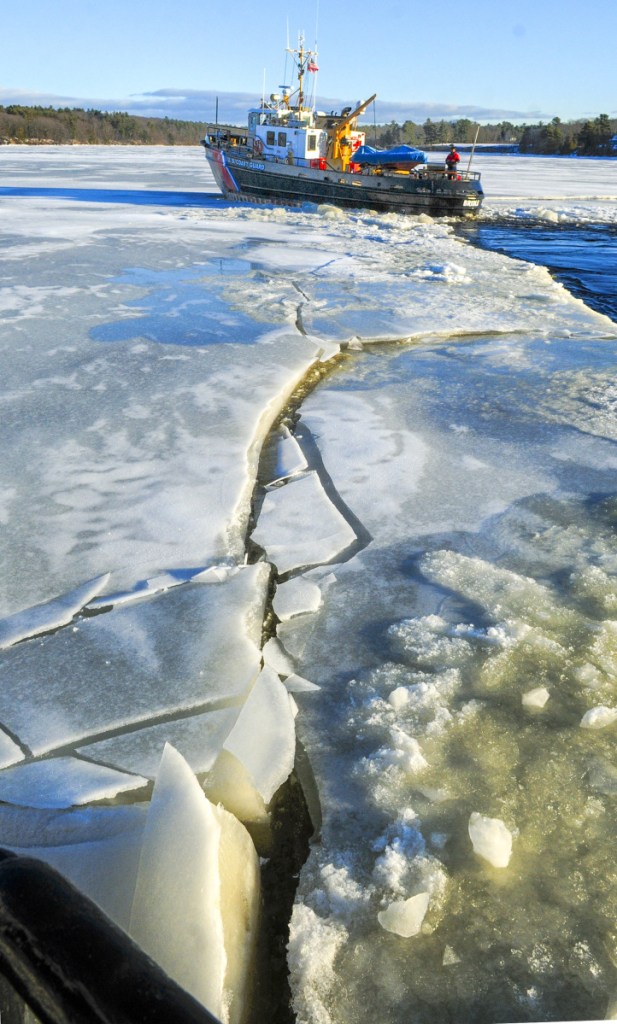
201,38,484,216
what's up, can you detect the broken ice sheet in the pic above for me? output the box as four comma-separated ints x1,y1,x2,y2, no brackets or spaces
0,756,147,809
76,705,240,779
0,565,267,755
0,573,110,649
252,471,357,574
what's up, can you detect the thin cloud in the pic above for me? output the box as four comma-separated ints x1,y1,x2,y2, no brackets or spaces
0,86,557,125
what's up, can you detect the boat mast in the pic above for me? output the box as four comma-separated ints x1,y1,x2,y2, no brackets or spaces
298,38,305,110
286,33,317,112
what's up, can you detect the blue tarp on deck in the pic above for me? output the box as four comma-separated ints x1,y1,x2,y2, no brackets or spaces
353,145,427,165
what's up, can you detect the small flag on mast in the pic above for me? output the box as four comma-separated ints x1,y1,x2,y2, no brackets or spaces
307,61,319,72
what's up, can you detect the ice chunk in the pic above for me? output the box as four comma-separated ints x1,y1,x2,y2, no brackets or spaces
377,892,430,937
0,756,147,809
129,744,260,1024
272,576,323,621
0,574,110,648
522,686,550,709
252,471,357,574
388,686,411,710
205,666,296,819
580,706,617,730
468,812,513,868
384,729,428,774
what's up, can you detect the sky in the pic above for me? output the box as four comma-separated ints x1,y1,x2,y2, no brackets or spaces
1,0,616,126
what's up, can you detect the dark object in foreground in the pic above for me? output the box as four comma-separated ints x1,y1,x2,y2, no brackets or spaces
0,851,221,1024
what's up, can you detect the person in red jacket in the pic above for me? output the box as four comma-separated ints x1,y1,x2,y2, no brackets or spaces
445,144,460,178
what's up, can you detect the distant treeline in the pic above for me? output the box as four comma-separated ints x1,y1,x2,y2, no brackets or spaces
369,113,617,156
1,104,615,156
0,105,207,145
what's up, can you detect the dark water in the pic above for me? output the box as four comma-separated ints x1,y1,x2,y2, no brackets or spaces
458,221,617,323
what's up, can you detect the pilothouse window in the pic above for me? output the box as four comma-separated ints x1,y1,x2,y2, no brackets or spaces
278,132,287,146
266,131,276,146
307,134,317,151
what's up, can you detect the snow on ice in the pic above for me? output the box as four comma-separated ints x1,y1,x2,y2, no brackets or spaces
1,146,617,1022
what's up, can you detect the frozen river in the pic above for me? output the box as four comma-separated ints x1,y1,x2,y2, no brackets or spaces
0,145,617,1024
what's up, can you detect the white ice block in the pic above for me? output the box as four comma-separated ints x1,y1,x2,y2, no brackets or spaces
377,892,430,938
522,686,550,709
468,812,513,868
580,705,617,729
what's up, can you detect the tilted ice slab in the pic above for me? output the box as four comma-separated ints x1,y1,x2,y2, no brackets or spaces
0,564,268,758
129,744,260,1024
252,471,357,575
77,666,298,822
